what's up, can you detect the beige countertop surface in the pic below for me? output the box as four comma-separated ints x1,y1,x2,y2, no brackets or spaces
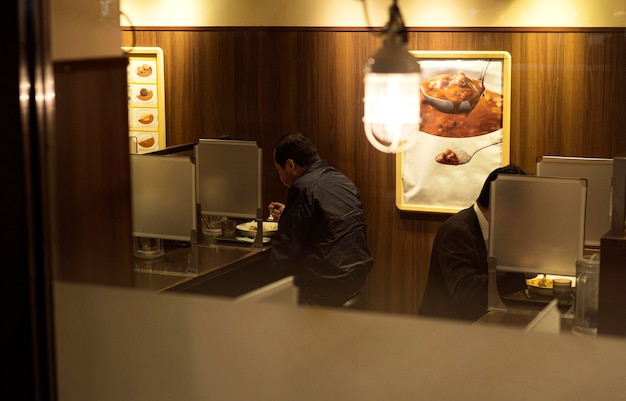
54,281,626,401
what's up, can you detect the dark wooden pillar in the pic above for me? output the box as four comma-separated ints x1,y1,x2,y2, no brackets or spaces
52,58,134,286
598,153,626,337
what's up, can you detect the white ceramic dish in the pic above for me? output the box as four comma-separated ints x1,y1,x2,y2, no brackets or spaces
236,221,278,238
526,274,576,297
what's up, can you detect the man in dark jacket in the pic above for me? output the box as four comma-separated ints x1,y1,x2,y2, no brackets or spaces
268,132,373,307
418,164,528,321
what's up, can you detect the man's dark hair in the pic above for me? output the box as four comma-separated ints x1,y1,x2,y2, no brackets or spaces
476,164,527,208
274,132,321,168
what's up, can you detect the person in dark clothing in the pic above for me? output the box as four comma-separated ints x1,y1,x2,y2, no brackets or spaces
268,132,373,307
418,164,528,321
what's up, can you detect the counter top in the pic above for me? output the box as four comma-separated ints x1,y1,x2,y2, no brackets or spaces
54,281,626,401
132,239,274,294
477,289,577,334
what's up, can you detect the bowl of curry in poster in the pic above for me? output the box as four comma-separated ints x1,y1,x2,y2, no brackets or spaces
419,71,503,139
417,61,503,166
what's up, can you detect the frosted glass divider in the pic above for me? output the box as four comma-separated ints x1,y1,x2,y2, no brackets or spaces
488,175,586,277
524,299,561,334
195,139,262,219
537,156,613,247
130,154,196,241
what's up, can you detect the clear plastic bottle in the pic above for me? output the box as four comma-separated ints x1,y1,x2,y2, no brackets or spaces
573,253,600,335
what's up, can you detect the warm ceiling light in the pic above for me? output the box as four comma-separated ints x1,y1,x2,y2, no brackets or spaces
362,1,420,153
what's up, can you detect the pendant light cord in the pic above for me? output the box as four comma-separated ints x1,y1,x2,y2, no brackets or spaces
120,10,137,52
360,0,376,33
361,0,408,43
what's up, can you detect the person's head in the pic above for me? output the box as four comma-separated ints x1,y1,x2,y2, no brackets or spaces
476,164,527,209
273,132,321,187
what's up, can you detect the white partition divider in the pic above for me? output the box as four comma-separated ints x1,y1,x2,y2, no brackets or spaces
537,156,613,247
131,154,196,241
131,154,198,275
487,175,586,314
524,299,561,334
489,175,586,277
195,139,262,219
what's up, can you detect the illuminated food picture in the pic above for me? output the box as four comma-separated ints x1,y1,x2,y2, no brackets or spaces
420,71,503,166
434,149,462,165
136,88,154,101
136,63,153,77
421,72,485,113
421,71,501,138
138,112,154,125
138,135,155,149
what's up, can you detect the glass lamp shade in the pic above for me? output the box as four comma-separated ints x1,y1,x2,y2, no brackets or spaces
363,72,420,153
362,38,420,153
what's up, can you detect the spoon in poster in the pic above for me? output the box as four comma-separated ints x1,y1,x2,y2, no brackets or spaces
435,139,503,166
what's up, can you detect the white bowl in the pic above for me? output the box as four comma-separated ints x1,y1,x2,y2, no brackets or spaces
236,221,278,238
526,275,575,297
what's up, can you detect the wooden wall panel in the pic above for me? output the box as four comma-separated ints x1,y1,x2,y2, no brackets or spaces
53,58,134,286
410,31,507,52
166,31,236,144
316,32,371,177
125,31,238,145
232,30,321,208
122,28,625,316
315,32,399,312
508,32,608,172
603,32,626,156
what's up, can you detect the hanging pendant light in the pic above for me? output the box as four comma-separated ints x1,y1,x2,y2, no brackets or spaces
362,1,420,153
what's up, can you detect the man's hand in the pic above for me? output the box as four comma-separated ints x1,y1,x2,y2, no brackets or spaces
268,202,285,222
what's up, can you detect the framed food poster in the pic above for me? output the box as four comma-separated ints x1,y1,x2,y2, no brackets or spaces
396,51,511,213
124,46,166,154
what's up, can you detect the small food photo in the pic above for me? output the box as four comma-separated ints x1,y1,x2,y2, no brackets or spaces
131,84,157,105
133,109,158,127
132,61,155,80
134,133,158,153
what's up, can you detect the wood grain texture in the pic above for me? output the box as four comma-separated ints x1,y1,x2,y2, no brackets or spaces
156,30,237,144
602,32,626,156
53,59,134,286
508,32,608,171
122,28,625,316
